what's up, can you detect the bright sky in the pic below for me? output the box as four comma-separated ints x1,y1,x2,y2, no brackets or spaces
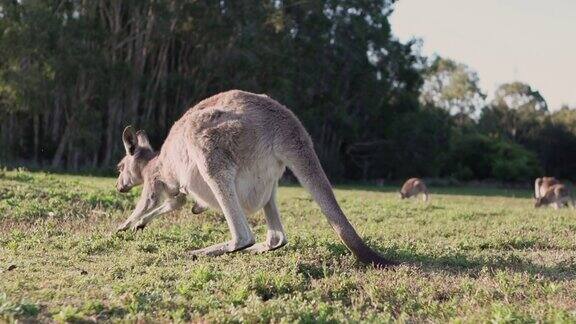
390,0,576,110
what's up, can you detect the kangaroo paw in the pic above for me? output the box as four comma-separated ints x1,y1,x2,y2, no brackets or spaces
192,203,208,214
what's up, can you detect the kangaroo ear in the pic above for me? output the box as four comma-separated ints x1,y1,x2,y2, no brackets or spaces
136,130,153,151
122,125,137,155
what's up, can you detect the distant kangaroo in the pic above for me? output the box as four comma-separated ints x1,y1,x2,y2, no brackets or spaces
534,177,560,199
534,183,574,209
115,90,391,267
399,178,429,202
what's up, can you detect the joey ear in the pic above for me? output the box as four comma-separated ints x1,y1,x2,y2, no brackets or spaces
136,130,153,151
122,126,137,155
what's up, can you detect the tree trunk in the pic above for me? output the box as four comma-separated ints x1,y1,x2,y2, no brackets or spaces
33,114,39,163
51,123,71,168
103,97,120,166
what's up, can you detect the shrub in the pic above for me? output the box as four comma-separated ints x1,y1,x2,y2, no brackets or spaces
448,133,541,181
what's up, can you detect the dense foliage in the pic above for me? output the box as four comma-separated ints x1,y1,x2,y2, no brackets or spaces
0,0,575,181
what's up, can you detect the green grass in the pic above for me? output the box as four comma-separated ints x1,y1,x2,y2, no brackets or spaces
1,169,576,322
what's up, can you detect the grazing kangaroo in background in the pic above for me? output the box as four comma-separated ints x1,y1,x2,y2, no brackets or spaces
534,177,560,199
399,178,429,202
115,90,391,267
534,183,574,209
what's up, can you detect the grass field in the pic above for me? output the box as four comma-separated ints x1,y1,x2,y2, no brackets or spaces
1,169,575,322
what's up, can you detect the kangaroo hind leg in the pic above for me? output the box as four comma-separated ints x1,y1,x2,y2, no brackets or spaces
188,166,255,257
421,191,430,203
246,184,288,253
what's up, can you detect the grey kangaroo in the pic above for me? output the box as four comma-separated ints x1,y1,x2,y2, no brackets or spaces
534,177,560,199
534,183,574,209
399,178,429,202
115,90,391,267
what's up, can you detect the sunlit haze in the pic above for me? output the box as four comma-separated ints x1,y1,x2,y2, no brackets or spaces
390,0,576,110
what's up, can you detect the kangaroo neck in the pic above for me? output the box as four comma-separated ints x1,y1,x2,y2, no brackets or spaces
142,155,162,180
145,152,182,195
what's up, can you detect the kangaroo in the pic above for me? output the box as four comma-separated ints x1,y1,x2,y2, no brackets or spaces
115,90,391,267
399,178,429,202
534,183,574,209
534,177,560,199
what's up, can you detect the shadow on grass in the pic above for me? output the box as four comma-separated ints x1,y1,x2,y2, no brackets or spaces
288,239,574,281
380,246,576,281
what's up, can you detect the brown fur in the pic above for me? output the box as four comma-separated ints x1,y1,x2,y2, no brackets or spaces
115,90,392,267
534,177,560,199
399,178,429,202
534,183,574,209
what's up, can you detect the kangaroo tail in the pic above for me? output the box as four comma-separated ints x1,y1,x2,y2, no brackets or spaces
275,123,393,267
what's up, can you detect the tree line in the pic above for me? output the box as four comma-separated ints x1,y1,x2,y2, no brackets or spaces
0,0,574,182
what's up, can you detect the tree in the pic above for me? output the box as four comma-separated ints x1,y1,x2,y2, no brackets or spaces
492,82,548,112
478,83,576,180
0,0,423,181
447,133,541,181
551,105,576,134
384,106,452,179
419,56,486,121
479,82,548,145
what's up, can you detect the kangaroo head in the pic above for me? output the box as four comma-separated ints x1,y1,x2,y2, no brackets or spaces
116,126,156,193
398,191,407,199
